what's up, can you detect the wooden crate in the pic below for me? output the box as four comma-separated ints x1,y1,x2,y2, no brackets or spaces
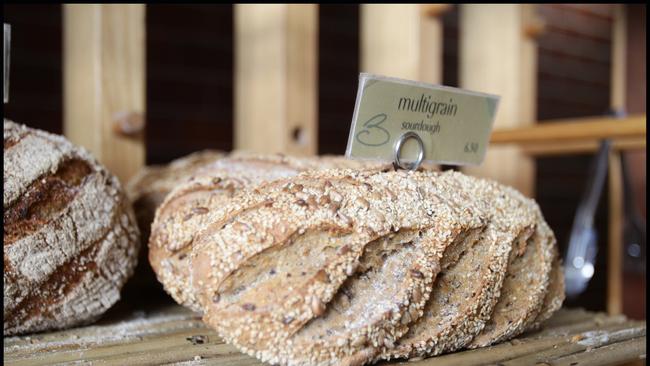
4,303,646,366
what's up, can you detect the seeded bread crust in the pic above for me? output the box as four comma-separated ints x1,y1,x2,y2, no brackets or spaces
190,170,490,366
530,251,565,329
468,208,555,348
3,120,140,335
124,150,225,293
275,172,489,366
281,228,442,366
380,174,540,361
149,156,303,311
149,154,393,311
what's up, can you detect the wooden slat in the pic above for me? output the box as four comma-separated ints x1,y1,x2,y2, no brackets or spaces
490,115,646,144
500,324,645,365
606,4,627,318
520,137,646,156
419,4,449,84
550,337,646,366
4,305,645,366
608,151,624,315
412,317,646,366
360,4,447,84
360,5,421,80
459,4,537,197
234,4,317,156
63,4,146,184
286,4,318,157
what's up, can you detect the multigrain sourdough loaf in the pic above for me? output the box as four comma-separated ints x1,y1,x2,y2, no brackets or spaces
187,169,562,366
190,169,487,366
149,154,392,312
3,120,140,336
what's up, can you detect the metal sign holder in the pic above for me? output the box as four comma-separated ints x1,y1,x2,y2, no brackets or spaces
393,131,425,171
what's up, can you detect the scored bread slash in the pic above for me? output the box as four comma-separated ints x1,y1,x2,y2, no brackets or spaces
378,173,539,361
191,170,488,366
380,224,508,361
149,157,302,312
468,207,556,348
149,154,392,312
284,229,441,366
191,172,385,363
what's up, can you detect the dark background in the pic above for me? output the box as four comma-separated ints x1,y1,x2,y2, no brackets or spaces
3,4,646,319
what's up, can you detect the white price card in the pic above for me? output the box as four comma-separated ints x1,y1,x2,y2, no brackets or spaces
345,73,499,166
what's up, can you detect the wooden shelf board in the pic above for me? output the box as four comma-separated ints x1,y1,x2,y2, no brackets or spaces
490,115,646,145
520,136,646,156
3,304,646,366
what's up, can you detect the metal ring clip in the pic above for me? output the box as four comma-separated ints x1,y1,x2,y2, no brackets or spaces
393,132,425,171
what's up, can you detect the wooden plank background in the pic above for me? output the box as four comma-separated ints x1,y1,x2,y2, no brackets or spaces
234,4,317,156
3,304,646,366
459,4,537,197
63,4,146,184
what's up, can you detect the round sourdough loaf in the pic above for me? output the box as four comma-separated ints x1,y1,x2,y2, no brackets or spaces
3,119,140,336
